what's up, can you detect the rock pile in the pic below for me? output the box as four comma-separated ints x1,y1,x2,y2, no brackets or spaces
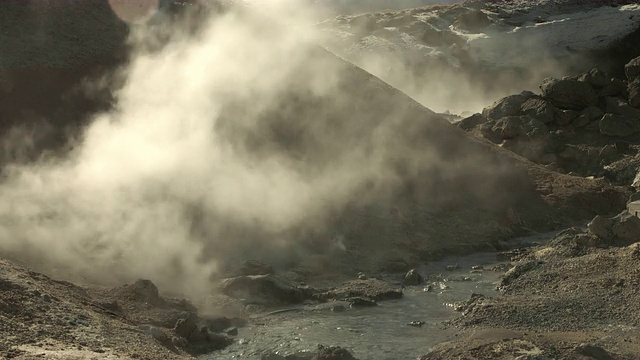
459,56,640,183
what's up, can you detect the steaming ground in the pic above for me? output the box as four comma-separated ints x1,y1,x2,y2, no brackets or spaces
0,1,630,301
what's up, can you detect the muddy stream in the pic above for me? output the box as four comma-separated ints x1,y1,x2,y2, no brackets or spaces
205,232,553,359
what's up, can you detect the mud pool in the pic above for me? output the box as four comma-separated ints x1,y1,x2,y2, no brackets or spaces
205,254,508,359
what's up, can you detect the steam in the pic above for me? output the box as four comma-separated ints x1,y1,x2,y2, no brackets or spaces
0,3,395,296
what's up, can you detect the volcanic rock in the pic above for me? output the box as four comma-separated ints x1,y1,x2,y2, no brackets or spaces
540,78,598,110
403,269,424,286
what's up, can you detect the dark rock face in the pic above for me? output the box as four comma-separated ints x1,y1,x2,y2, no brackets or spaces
540,78,598,110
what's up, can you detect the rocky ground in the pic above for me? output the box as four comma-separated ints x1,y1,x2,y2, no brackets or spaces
421,210,640,359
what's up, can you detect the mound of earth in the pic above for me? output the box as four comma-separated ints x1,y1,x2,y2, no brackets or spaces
422,213,640,359
0,257,238,359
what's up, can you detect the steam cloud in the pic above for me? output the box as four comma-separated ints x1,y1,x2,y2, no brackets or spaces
0,2,404,296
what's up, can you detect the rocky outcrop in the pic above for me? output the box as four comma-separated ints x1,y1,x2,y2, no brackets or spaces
460,61,640,184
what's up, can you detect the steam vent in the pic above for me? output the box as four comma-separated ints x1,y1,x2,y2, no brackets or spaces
1,1,640,359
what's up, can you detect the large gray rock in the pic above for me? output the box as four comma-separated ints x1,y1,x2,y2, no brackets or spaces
599,113,640,137
482,92,534,120
625,55,640,81
540,78,598,110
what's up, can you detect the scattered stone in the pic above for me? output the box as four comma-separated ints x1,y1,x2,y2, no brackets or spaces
471,265,484,270
403,269,424,286
357,272,367,280
540,78,598,110
445,264,460,271
625,55,640,81
407,320,426,327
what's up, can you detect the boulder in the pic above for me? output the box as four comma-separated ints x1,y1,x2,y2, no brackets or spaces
577,68,609,88
220,275,312,305
174,312,198,339
599,113,640,137
599,78,628,98
482,92,534,120
540,78,598,110
457,113,487,130
625,55,640,81
520,98,555,124
403,269,424,286
588,211,640,247
629,78,640,109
